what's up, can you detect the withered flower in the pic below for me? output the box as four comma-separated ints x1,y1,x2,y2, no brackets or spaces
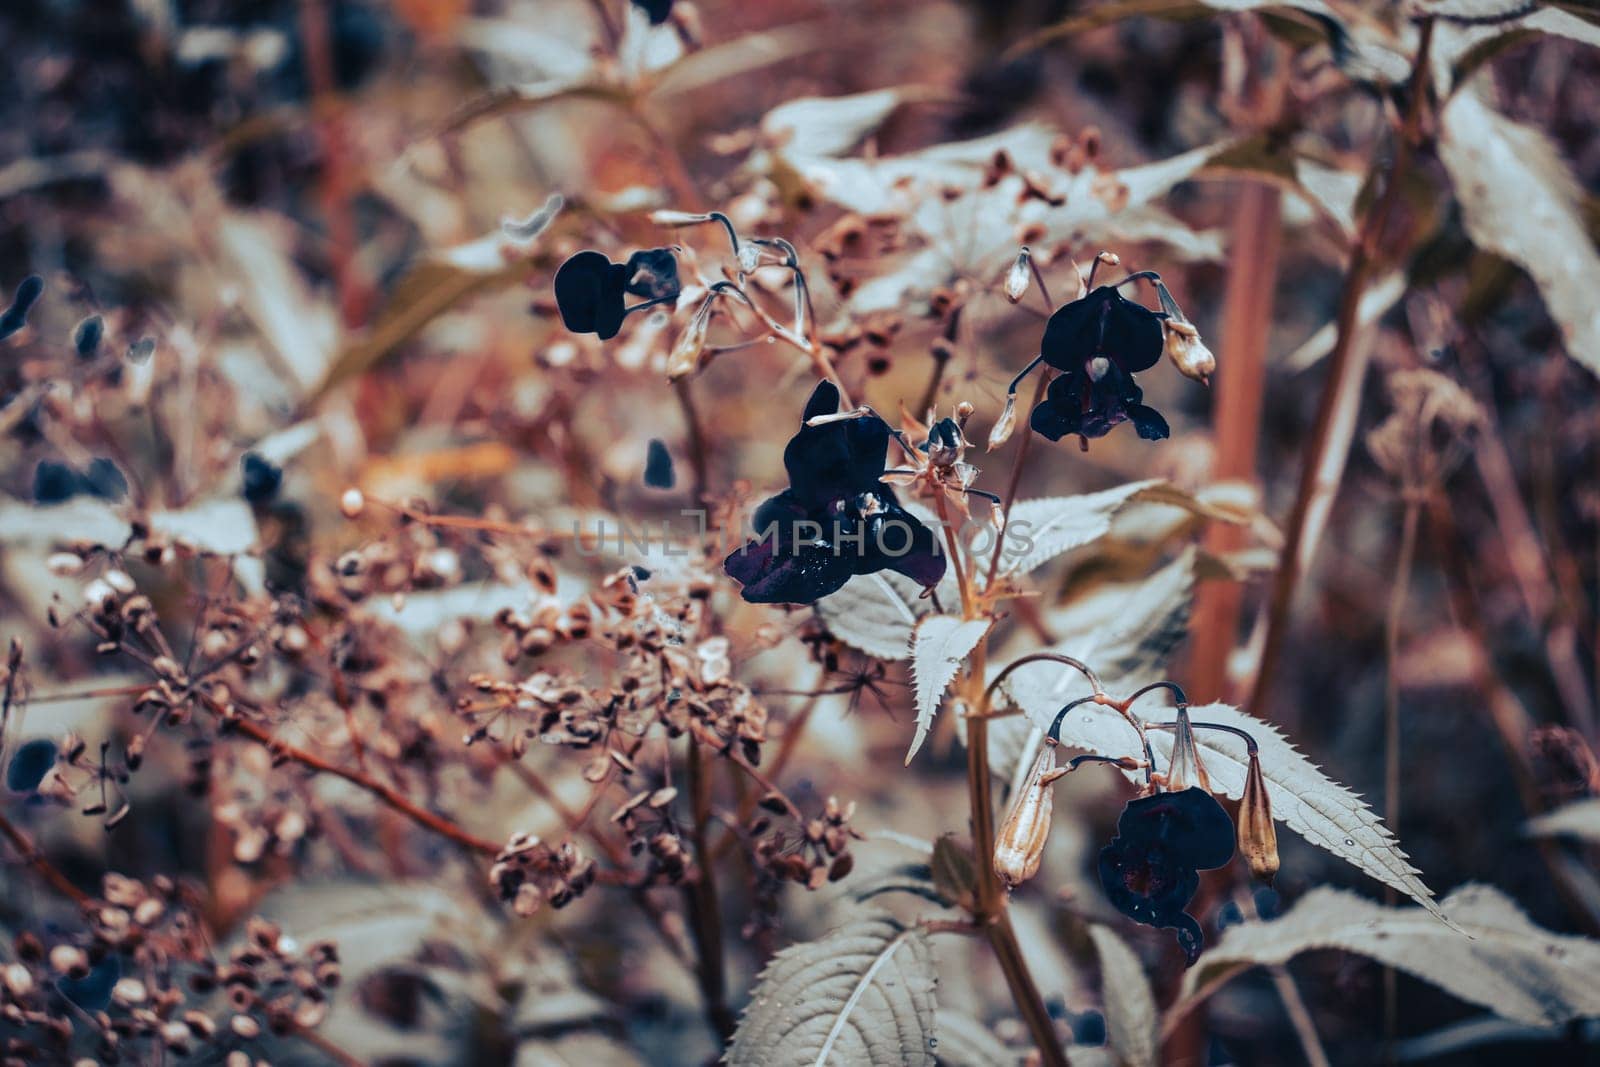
1098,787,1234,963
1238,749,1279,885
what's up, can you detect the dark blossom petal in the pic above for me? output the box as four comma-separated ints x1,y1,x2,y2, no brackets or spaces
33,461,79,504
632,0,674,24
554,250,629,340
1040,285,1164,376
0,275,44,341
1098,788,1235,963
783,382,891,504
241,452,284,504
1030,361,1167,442
723,530,855,604
868,495,946,588
81,458,128,501
624,248,681,303
644,439,675,489
6,738,57,793
58,954,120,1013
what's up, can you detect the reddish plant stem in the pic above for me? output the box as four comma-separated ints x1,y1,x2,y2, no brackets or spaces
1188,182,1281,705
0,809,92,909
1248,19,1436,717
682,739,734,1042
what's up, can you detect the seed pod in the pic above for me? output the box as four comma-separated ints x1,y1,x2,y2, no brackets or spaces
1163,319,1215,385
1238,749,1279,884
1004,248,1032,304
666,296,714,380
987,392,1019,451
994,744,1065,889
1164,706,1211,793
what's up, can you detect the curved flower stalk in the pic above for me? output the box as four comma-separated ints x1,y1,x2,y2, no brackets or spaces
990,670,1279,964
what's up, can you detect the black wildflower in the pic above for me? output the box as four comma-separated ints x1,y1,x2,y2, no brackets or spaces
241,452,284,505
723,381,946,604
74,315,104,360
6,738,57,793
0,275,44,341
553,248,680,340
32,458,128,504
1098,786,1235,963
1030,285,1169,444
632,0,674,24
58,954,121,1013
644,439,675,490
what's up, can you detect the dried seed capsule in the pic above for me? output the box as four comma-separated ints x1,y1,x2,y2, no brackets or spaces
1238,749,1279,885
994,743,1065,889
987,392,1018,452
1004,248,1032,304
1163,319,1215,385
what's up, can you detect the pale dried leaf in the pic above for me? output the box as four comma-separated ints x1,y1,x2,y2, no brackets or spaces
1003,481,1244,575
728,914,938,1067
907,615,992,764
1526,798,1600,843
1184,885,1600,1026
1087,925,1158,1067
1438,90,1600,375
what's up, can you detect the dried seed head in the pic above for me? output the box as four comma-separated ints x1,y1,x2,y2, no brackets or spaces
339,487,365,519
1164,706,1211,793
1238,749,1279,884
1004,248,1032,304
993,743,1064,889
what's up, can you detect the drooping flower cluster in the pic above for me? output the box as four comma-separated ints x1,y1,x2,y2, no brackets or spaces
722,381,946,604
998,689,1278,964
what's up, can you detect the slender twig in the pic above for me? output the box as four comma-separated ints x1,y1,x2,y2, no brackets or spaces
682,739,734,1041
0,809,92,909
674,377,710,502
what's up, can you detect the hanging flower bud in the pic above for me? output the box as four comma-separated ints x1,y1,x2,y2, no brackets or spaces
666,295,716,379
994,743,1066,889
1238,748,1279,885
1163,319,1215,385
1004,248,1032,304
1164,706,1212,793
987,392,1019,451
649,210,715,227
1150,277,1214,385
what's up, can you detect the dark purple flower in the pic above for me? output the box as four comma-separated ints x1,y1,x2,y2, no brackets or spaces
6,738,57,793
32,458,126,505
1098,787,1235,963
1030,285,1169,444
241,452,284,505
0,275,43,341
553,248,680,340
724,382,946,605
632,0,674,24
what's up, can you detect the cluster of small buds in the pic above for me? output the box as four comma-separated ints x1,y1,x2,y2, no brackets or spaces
492,595,592,664
751,795,860,890
0,875,338,1063
489,833,597,916
199,917,340,1038
58,566,160,650
322,531,463,607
